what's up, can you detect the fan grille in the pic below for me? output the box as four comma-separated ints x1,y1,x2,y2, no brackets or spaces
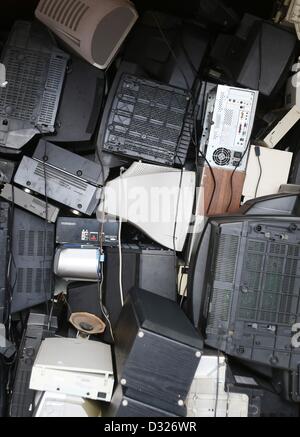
213,148,231,166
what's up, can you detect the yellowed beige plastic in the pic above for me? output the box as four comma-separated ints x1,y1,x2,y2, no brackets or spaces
35,0,138,69
34,392,102,417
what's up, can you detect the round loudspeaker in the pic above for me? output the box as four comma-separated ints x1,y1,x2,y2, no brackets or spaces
69,312,106,335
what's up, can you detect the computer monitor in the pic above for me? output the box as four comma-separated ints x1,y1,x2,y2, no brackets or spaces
14,140,104,216
10,208,55,314
35,0,138,70
211,14,297,97
0,20,69,153
97,61,194,168
188,215,300,371
98,162,196,251
44,55,105,144
123,11,210,90
240,194,300,217
197,0,239,30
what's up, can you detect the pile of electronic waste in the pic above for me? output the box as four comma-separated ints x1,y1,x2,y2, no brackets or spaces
0,0,300,418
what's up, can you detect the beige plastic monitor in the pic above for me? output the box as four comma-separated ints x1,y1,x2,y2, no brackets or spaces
98,162,196,252
35,0,138,69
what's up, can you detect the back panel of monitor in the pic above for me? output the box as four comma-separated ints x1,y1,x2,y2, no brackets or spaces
102,73,193,166
11,208,54,313
0,21,69,149
205,219,300,371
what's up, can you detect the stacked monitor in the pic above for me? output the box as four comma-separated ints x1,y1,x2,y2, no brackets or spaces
0,21,69,152
10,208,55,314
189,216,300,371
97,62,194,168
211,14,297,97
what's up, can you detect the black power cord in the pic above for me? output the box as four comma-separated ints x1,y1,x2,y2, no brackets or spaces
254,145,263,198
225,141,251,213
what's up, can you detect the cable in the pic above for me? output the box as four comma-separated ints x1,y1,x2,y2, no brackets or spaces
254,145,263,198
191,80,217,215
172,167,184,289
4,184,16,337
118,168,125,308
214,350,221,418
151,12,192,94
225,141,251,213
97,250,114,342
94,95,115,341
257,23,263,92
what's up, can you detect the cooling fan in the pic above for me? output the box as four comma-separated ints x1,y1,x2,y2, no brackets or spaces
212,148,231,167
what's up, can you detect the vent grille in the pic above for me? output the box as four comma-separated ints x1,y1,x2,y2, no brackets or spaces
47,231,54,256
34,162,89,192
38,0,90,31
224,109,234,126
0,51,51,122
206,234,239,333
18,231,26,256
207,288,232,335
103,74,192,167
238,240,300,326
37,231,44,256
0,21,68,138
214,235,239,283
16,268,52,295
213,148,231,167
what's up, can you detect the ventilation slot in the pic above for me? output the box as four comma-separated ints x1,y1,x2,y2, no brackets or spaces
35,269,43,292
47,232,54,256
26,269,33,294
27,231,35,256
214,234,239,283
16,269,24,294
18,230,25,256
41,0,55,15
56,0,73,23
34,162,89,192
207,288,232,334
43,0,90,30
38,0,49,14
37,231,44,257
